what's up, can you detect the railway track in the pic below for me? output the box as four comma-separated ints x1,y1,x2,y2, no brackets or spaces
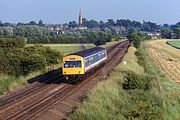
19,41,130,120
0,76,69,118
0,74,63,110
0,41,130,120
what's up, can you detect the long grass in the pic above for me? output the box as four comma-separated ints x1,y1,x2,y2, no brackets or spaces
143,42,180,119
68,43,180,120
0,71,43,95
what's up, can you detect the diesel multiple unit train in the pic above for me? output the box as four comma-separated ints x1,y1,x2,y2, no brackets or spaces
62,47,107,79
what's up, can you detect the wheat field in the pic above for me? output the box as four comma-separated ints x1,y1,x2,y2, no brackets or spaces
147,39,180,83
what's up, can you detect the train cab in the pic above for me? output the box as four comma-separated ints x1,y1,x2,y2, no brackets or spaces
62,47,107,80
62,55,84,75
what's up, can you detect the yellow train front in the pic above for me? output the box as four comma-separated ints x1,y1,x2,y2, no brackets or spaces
62,47,107,80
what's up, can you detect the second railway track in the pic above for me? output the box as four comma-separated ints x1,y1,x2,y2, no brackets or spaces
0,74,63,110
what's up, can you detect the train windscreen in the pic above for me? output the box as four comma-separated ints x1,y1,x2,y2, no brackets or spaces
64,61,82,68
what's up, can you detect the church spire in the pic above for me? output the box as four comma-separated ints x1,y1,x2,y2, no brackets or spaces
79,9,83,26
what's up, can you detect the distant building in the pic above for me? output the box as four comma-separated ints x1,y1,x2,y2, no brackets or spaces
78,9,83,26
78,26,87,30
141,31,161,37
47,24,66,35
78,9,87,30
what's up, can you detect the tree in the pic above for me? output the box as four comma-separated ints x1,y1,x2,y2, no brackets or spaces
0,28,4,37
131,20,142,28
85,20,99,28
68,21,78,28
129,32,142,48
3,29,13,37
0,37,26,48
110,27,118,35
106,19,115,27
17,22,25,26
13,26,25,36
142,21,159,32
99,20,106,28
21,54,46,75
0,20,3,26
29,21,36,25
174,28,180,39
176,22,180,27
87,31,112,46
161,28,172,39
163,24,169,28
82,18,87,26
38,20,44,26
4,22,11,27
116,19,132,28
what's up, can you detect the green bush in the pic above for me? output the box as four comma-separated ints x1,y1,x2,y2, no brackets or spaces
24,45,62,65
0,38,62,76
122,71,151,90
124,101,161,120
21,54,47,75
135,50,145,66
43,47,61,65
0,49,23,76
128,32,143,48
0,37,25,48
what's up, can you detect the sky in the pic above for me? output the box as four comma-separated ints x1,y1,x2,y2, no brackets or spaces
1,0,180,24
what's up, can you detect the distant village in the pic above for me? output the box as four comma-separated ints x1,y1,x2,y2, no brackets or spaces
1,10,180,39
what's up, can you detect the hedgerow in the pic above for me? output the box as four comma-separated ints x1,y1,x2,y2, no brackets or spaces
0,38,62,76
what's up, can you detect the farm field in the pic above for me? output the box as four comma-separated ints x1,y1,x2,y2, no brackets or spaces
44,41,121,56
167,40,180,49
147,39,180,83
44,44,95,56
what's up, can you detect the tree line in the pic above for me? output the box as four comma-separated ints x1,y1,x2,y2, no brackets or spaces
0,19,180,44
69,19,160,31
161,22,180,39
28,31,117,46
0,24,117,46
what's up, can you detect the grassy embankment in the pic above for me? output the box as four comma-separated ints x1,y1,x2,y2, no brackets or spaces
68,42,180,120
0,72,42,95
166,40,180,49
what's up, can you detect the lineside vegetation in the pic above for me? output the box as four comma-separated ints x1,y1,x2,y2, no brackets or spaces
68,34,180,120
0,37,62,94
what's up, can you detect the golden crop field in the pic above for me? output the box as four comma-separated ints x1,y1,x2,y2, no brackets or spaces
147,39,180,83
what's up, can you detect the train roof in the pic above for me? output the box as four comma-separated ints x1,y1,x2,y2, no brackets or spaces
69,47,106,58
